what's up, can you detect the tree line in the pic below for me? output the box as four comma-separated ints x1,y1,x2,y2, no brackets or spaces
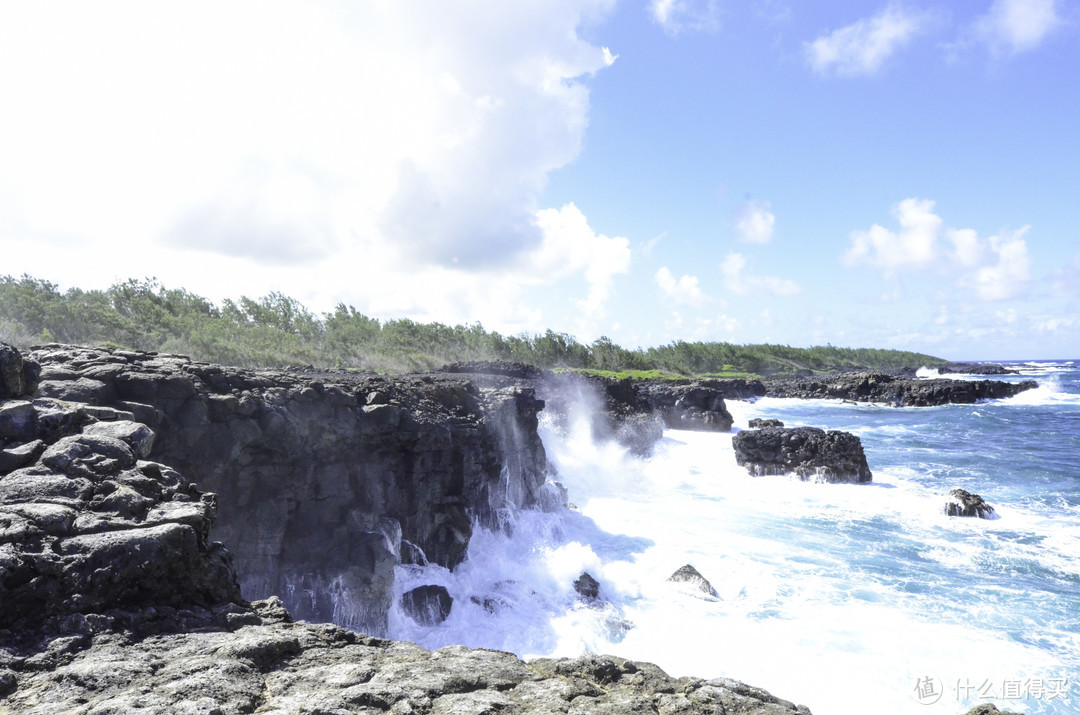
0,275,945,376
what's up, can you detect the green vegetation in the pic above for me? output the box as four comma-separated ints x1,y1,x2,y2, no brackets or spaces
0,274,947,376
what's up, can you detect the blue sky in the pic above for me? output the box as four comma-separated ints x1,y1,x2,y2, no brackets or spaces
1,1,1077,359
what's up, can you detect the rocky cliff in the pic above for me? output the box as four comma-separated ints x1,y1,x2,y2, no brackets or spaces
27,345,555,635
1,343,812,713
761,371,1036,406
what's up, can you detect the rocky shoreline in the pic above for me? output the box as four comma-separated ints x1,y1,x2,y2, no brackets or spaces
2,344,1035,713
1,342,813,713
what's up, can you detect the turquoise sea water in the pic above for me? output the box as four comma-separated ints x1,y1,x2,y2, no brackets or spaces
389,362,1080,714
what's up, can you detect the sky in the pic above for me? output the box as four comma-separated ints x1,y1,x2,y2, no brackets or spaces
1,0,1078,360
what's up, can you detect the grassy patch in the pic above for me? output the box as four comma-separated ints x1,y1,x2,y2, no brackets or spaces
699,371,763,380
557,368,688,381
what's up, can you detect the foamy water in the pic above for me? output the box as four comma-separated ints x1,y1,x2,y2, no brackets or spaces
387,362,1080,714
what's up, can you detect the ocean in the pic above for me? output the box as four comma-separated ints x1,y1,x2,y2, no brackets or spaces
387,362,1080,714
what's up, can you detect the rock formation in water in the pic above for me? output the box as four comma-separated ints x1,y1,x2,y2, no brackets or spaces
732,426,873,484
944,488,998,519
761,371,1036,406
937,363,1020,376
1,343,813,714
668,564,719,599
28,345,556,635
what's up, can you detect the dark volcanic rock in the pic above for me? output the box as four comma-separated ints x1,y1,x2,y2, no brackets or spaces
762,371,1036,406
944,488,998,519
0,400,242,634
939,363,1019,376
732,426,873,483
749,418,784,428
574,571,601,601
668,564,719,598
0,342,813,714
402,585,454,625
28,344,554,634
0,342,39,399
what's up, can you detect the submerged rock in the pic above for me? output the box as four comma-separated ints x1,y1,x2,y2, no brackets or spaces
944,488,998,519
748,418,784,428
732,426,873,483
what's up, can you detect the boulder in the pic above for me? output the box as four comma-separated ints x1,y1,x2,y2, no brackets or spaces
0,401,242,632
668,564,719,598
0,342,39,399
574,572,601,601
732,426,872,483
401,585,454,626
944,489,997,519
748,418,784,428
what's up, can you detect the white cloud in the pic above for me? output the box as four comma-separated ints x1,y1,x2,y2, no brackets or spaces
655,267,710,307
844,199,1033,302
0,0,620,336
716,313,740,332
973,0,1061,54
533,203,631,333
736,200,776,244
963,228,1031,301
721,253,801,296
805,5,927,76
649,0,719,35
845,198,943,270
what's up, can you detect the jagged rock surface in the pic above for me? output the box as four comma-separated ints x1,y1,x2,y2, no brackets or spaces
28,345,553,634
761,372,1036,406
668,564,719,599
937,363,1019,376
944,488,998,519
0,392,244,636
442,364,762,456
732,427,873,484
4,614,813,714
1,344,813,713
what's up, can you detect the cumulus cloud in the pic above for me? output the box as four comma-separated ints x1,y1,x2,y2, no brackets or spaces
973,0,1061,54
844,198,1032,301
649,0,719,35
0,0,620,335
805,5,927,76
721,253,801,296
655,267,710,307
845,198,943,270
962,228,1031,301
533,203,631,330
736,200,776,244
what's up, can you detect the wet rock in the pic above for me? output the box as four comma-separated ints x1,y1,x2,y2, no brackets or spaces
733,426,873,483
402,585,454,626
938,363,1019,376
749,418,784,428
944,488,998,519
668,564,719,598
574,572,601,601
26,345,552,635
